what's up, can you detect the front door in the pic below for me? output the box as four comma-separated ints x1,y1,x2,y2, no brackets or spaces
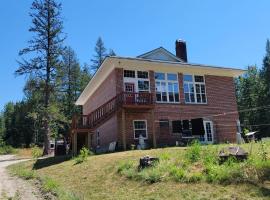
124,83,135,104
202,121,214,144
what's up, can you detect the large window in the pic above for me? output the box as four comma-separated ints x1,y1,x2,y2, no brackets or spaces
123,70,149,92
184,75,206,103
133,120,147,139
155,72,179,103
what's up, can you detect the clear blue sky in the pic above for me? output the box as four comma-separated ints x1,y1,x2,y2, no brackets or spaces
0,0,270,111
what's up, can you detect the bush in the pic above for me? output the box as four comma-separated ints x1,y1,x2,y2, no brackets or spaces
0,144,16,155
31,145,43,159
185,140,201,163
169,166,185,182
74,147,93,164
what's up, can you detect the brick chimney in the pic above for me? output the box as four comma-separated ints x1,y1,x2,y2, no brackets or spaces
175,39,188,62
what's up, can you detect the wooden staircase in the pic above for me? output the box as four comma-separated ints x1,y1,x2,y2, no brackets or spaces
71,92,154,132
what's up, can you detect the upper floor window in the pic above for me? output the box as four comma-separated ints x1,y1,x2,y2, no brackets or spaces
124,70,135,78
137,71,148,79
184,75,206,104
155,72,179,103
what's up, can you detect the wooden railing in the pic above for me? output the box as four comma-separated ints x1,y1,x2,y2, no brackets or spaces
72,92,153,130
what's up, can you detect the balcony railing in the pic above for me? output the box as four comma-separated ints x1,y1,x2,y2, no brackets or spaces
72,92,153,130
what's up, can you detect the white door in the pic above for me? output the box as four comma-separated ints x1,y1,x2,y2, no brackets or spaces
202,121,214,144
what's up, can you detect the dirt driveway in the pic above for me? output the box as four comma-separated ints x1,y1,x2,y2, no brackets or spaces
0,155,43,200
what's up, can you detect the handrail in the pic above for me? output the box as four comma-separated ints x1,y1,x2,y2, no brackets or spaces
72,92,153,130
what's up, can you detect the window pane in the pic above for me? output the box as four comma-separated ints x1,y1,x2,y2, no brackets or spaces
137,71,148,79
172,120,182,133
184,74,193,82
168,82,173,92
138,80,149,91
195,84,200,93
169,92,174,102
174,93,179,102
197,94,201,103
185,93,190,102
162,92,167,101
190,93,195,102
167,73,177,81
135,130,146,138
155,72,165,80
184,83,189,93
195,76,204,82
156,93,161,101
134,121,146,129
201,85,205,93
124,70,135,78
202,94,206,103
189,83,194,93
161,82,166,92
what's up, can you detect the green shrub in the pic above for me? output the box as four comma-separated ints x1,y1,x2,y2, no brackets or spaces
169,166,185,182
31,145,43,159
74,147,93,164
117,160,134,173
185,140,201,163
0,144,16,155
42,176,59,194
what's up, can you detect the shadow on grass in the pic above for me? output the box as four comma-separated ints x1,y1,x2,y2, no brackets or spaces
33,155,72,170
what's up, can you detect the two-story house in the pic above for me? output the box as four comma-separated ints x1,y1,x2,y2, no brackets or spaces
71,40,245,154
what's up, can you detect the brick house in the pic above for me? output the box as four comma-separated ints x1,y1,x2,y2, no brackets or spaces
71,40,245,154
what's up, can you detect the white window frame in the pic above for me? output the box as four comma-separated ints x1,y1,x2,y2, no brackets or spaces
200,121,214,144
184,74,207,104
123,70,150,92
155,72,180,103
133,120,148,139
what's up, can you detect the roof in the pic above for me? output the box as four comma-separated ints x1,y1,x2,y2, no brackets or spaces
137,47,184,62
75,48,246,106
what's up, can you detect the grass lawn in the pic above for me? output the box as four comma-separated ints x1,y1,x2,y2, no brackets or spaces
8,142,270,200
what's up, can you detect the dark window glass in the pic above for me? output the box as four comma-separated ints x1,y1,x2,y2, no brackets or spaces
138,80,149,91
196,84,200,93
162,92,167,101
190,93,195,102
174,93,179,102
202,94,206,103
134,130,147,138
197,94,201,103
195,76,204,82
172,120,182,133
156,92,161,101
124,70,135,78
169,92,174,102
185,93,190,102
137,71,148,79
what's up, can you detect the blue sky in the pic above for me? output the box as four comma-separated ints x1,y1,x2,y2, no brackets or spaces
0,0,270,111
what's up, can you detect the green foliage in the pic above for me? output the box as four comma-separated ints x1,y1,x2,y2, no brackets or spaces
31,145,43,159
0,144,16,155
117,143,270,185
258,141,268,161
75,147,93,164
185,140,201,163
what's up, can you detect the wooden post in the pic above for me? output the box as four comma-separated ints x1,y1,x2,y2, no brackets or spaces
121,109,127,150
73,131,77,155
151,110,157,148
88,132,91,150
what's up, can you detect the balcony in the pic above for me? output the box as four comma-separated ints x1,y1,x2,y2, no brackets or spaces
72,92,154,131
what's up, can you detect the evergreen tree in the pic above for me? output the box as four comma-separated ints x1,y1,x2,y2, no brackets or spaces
15,0,65,154
91,37,107,72
80,63,92,91
259,40,270,136
108,49,116,56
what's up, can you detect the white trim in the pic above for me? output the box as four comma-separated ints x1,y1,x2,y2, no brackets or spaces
202,121,214,144
133,120,148,139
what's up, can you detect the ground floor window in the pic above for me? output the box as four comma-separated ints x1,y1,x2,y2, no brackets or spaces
172,120,182,133
133,120,148,139
96,131,100,146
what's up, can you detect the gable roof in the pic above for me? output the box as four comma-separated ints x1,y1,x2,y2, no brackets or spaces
137,47,184,62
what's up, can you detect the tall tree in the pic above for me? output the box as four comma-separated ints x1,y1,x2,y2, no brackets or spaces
108,49,116,56
58,46,81,118
15,0,65,154
259,40,270,136
91,37,107,72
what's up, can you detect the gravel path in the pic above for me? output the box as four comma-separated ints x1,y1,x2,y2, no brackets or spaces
0,155,43,200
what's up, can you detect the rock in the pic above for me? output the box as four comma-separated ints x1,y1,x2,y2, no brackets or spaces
138,155,159,170
219,146,248,163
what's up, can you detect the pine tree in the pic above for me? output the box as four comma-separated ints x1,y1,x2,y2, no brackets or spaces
91,37,107,72
15,0,65,154
108,49,116,56
59,46,81,118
